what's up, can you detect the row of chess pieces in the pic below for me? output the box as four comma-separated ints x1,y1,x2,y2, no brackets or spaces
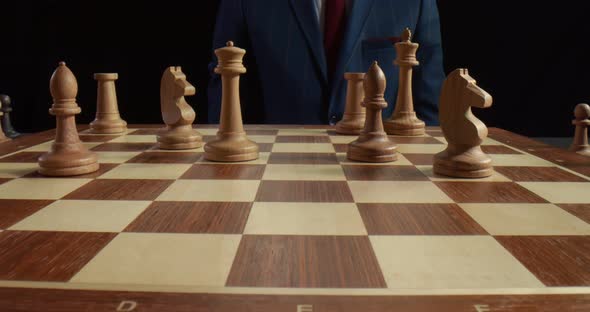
1,30,589,178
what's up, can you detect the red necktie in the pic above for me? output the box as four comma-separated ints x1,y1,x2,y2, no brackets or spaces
324,0,346,80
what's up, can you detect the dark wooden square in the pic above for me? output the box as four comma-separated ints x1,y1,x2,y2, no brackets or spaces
268,153,339,165
125,201,252,234
245,129,278,135
434,182,548,203
403,153,434,166
481,145,522,154
127,152,203,164
255,181,354,202
0,200,53,228
63,179,174,200
342,165,428,181
275,136,331,143
226,235,386,288
494,166,589,182
496,236,590,286
258,143,274,153
91,143,155,152
79,135,121,142
557,204,590,224
0,231,116,281
333,144,348,153
180,164,266,180
357,203,487,235
388,136,442,144
0,152,45,163
23,164,118,179
128,129,162,135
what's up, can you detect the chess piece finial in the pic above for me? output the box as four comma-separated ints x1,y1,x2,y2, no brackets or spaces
347,61,397,162
401,27,412,41
383,28,425,136
204,41,258,162
89,73,128,134
38,62,99,176
157,66,203,149
434,68,493,178
335,72,366,134
0,94,18,138
569,103,590,157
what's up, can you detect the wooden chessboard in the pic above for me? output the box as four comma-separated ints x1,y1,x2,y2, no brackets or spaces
0,125,589,311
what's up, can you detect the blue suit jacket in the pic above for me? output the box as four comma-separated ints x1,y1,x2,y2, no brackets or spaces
208,0,445,125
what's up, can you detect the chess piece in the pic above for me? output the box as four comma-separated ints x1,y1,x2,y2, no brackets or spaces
434,69,493,178
569,103,590,157
0,101,8,143
38,62,99,176
335,73,366,134
204,41,259,162
89,73,127,134
0,95,21,138
347,61,397,162
157,66,203,149
383,28,425,136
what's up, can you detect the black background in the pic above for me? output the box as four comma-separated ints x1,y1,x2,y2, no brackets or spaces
1,1,589,137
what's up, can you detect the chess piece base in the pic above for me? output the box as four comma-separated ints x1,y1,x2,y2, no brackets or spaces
573,146,590,157
38,150,99,176
347,138,398,163
204,135,259,162
157,127,204,150
335,114,365,135
384,114,426,136
433,145,493,178
89,117,127,134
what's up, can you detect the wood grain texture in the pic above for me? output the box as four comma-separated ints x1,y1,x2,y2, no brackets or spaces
128,128,162,135
180,164,265,180
124,201,251,234
24,163,117,179
357,203,487,235
389,136,442,144
342,165,428,181
480,145,522,154
434,182,548,203
63,179,174,200
91,142,155,152
0,152,45,163
0,231,115,281
268,152,339,164
78,134,121,142
494,166,589,182
226,235,386,288
0,289,589,312
333,143,348,153
496,236,590,286
126,151,203,164
255,181,354,202
275,136,331,143
245,129,278,135
488,128,551,149
403,153,434,165
0,199,53,228
557,204,590,224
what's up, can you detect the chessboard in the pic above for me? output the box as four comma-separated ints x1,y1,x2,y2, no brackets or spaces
0,125,588,312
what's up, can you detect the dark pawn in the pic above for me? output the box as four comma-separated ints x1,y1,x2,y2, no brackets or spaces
0,95,21,138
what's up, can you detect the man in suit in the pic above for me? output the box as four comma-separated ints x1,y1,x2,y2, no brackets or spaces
208,0,445,125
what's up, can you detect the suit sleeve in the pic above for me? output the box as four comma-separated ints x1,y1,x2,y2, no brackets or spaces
412,0,445,126
207,0,248,123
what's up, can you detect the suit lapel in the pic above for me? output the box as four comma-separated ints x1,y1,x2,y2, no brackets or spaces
330,0,376,93
289,0,328,84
